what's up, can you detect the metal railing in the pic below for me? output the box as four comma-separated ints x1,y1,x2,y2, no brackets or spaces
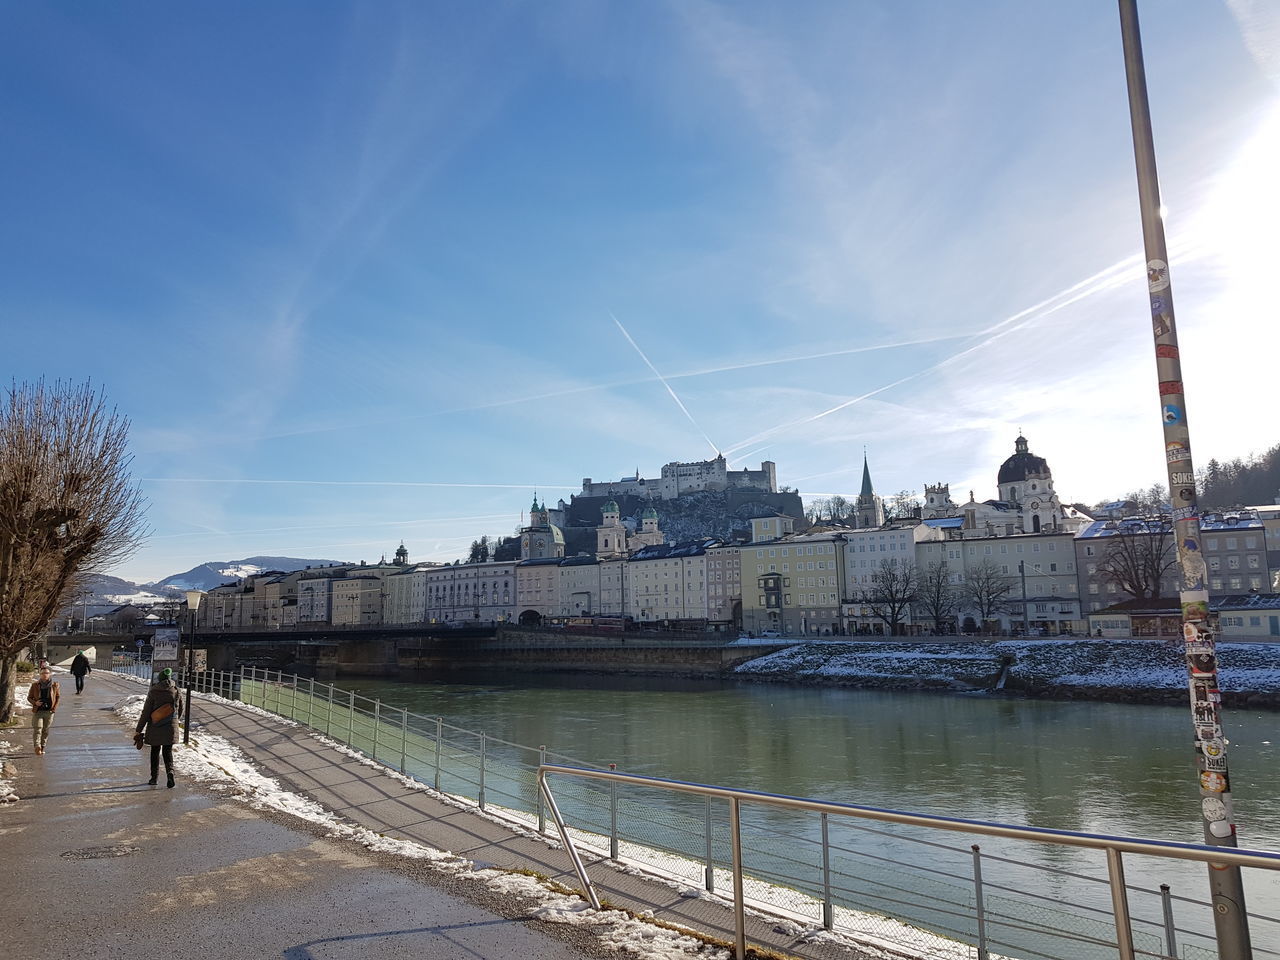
110,661,1280,960
540,764,1280,960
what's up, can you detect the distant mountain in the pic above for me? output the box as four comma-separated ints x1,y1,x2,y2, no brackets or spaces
79,572,177,607
147,556,349,593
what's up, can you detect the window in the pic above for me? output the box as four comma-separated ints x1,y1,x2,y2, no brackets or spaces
1228,557,1240,570
1246,537,1258,549
1248,555,1260,569
1226,538,1238,550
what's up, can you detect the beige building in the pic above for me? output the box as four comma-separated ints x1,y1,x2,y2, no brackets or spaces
331,574,387,626
516,558,561,623
384,563,443,625
742,533,844,636
557,556,601,616
626,542,710,624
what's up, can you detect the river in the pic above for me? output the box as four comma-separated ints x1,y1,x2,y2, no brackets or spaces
342,671,1280,958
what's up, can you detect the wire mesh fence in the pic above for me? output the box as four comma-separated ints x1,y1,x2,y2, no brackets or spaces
116,663,1278,960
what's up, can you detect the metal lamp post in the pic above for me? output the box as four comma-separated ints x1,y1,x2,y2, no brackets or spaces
183,590,205,745
1117,2,1251,955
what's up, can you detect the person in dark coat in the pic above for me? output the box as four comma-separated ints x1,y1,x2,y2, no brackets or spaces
70,651,92,694
135,669,182,788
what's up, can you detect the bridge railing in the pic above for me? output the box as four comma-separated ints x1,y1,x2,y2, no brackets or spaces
118,662,1280,960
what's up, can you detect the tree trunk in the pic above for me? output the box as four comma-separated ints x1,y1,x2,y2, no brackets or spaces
0,653,18,726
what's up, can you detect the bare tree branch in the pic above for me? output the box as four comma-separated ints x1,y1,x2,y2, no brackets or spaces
1,380,147,722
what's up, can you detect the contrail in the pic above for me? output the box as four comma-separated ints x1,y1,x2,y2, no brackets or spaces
611,312,720,456
143,478,578,490
722,251,1159,456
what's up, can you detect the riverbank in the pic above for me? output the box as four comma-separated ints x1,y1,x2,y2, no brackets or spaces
732,638,1280,708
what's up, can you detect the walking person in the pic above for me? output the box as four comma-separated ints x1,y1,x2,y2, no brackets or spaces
70,650,92,694
134,668,182,788
26,664,60,755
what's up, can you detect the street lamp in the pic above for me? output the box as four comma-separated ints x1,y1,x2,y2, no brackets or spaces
183,590,205,745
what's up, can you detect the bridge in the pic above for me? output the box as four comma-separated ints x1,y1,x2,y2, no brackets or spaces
47,624,789,680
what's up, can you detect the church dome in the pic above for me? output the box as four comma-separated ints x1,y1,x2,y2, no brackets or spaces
997,435,1051,485
641,505,659,519
603,500,619,514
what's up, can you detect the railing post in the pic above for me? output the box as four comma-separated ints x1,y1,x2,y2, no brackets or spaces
609,763,619,861
372,700,381,760
325,684,334,736
290,673,298,719
973,844,989,960
539,770,602,910
728,796,747,960
704,796,715,894
307,677,315,727
1106,847,1137,960
821,812,833,931
434,717,442,791
537,746,547,833
479,731,487,810
1160,884,1178,960
347,690,355,745
400,708,408,773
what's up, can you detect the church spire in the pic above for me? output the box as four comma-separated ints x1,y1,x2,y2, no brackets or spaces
860,452,875,499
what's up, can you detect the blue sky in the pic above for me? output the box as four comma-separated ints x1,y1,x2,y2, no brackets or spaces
3,1,1278,583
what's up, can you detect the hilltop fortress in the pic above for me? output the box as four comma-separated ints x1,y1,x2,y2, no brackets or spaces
581,454,777,500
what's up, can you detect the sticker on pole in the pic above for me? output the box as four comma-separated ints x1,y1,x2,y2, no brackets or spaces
1202,796,1228,822
1163,403,1183,425
1147,259,1170,292
1166,440,1190,463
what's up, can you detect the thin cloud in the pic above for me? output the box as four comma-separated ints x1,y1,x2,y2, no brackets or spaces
144,477,577,490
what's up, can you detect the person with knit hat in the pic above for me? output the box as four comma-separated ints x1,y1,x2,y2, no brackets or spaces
135,669,182,787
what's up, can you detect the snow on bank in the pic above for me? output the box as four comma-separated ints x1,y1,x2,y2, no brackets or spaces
735,639,1280,694
111,694,727,959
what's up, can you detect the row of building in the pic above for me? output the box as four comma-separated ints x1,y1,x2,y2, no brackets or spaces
189,437,1280,639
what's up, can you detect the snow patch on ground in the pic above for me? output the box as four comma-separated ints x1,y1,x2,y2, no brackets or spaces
735,639,1280,693
109,694,729,959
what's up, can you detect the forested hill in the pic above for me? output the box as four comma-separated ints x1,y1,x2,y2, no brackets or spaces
1200,444,1280,508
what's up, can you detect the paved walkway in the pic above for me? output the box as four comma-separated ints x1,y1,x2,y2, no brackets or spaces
3,672,877,960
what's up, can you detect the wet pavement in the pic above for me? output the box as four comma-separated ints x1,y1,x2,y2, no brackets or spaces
3,671,877,960
0,675,614,960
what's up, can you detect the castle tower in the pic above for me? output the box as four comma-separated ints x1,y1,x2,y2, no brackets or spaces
521,493,565,560
922,483,956,519
596,500,626,558
854,453,885,529
631,504,664,548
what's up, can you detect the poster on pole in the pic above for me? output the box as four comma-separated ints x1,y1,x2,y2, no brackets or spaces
151,627,179,672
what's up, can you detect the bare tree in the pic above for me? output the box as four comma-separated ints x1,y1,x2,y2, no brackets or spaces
1,382,146,723
889,490,921,520
826,495,851,520
856,559,918,636
914,561,958,633
1097,517,1176,600
961,559,1015,630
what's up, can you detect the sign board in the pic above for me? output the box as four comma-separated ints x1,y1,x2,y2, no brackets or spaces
151,627,179,668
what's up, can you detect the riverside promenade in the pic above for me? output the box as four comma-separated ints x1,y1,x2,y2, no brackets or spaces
1,671,876,960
